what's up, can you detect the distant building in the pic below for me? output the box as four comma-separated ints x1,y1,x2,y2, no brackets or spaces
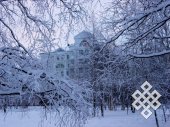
40,31,95,81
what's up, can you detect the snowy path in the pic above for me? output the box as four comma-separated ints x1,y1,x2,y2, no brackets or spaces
0,108,169,127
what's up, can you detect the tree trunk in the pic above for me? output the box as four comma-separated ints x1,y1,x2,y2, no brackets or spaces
162,105,167,122
93,94,96,117
109,96,113,110
131,106,135,113
100,99,104,117
154,110,159,127
126,104,129,115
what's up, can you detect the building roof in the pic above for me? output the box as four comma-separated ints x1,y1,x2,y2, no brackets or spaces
74,30,93,40
54,48,65,52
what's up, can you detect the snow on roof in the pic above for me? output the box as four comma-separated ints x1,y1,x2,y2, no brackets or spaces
74,30,93,40
40,48,65,56
54,48,65,52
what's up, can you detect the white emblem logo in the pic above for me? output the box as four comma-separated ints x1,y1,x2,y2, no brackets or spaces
132,81,161,119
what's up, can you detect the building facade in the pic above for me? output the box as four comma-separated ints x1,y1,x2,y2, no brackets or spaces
40,31,94,81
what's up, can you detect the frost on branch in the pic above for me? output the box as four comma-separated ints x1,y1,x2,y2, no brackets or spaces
0,46,91,119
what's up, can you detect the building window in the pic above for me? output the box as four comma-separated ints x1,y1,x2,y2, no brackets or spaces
84,67,89,72
67,55,69,59
79,68,83,73
70,59,74,64
61,71,64,76
56,64,64,68
60,56,64,60
79,50,84,55
84,49,89,55
69,68,75,75
79,59,83,64
80,40,88,47
84,58,89,63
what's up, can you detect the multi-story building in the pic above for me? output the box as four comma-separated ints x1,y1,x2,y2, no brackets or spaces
40,48,68,77
40,30,94,81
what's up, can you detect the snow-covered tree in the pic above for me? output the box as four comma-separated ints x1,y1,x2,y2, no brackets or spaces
0,0,90,52
0,46,92,126
101,0,170,57
0,0,93,126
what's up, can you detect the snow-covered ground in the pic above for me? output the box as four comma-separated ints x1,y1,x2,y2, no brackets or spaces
85,109,170,127
0,107,169,127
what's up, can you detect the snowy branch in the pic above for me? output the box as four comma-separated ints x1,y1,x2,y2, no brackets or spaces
131,50,170,58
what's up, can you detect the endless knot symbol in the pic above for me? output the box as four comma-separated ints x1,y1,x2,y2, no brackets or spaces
132,81,161,119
